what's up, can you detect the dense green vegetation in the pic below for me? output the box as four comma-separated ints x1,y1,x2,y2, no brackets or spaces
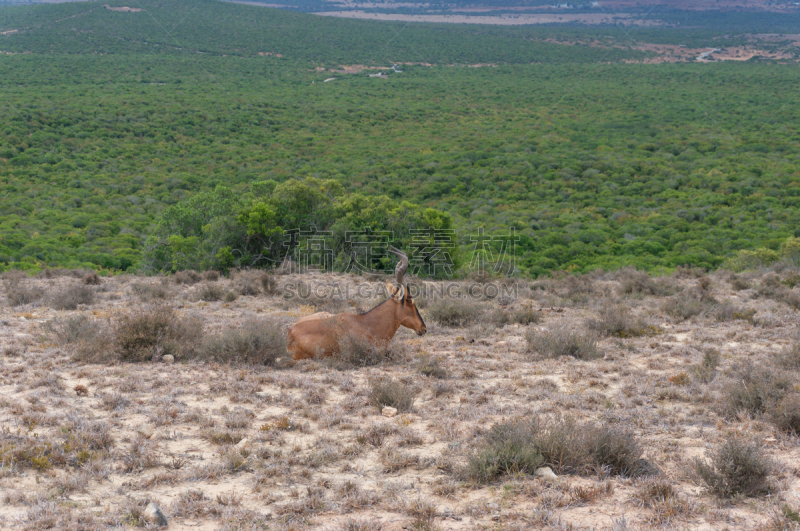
1,0,799,276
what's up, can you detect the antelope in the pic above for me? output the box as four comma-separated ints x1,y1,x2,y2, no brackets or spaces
287,247,426,360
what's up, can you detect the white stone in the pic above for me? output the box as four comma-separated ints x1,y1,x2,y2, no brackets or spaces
136,423,155,439
235,437,252,452
382,406,398,418
162,354,174,364
143,502,168,526
535,466,557,480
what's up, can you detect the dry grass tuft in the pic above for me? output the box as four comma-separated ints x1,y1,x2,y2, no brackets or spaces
694,438,774,498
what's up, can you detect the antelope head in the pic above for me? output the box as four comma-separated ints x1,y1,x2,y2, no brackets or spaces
386,246,426,336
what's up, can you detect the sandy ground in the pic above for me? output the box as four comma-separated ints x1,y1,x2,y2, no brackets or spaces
1,269,800,530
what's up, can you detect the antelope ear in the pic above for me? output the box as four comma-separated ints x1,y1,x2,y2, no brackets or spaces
385,281,397,299
404,284,413,301
394,285,405,301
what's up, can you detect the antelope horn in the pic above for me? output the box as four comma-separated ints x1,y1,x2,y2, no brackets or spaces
388,246,408,286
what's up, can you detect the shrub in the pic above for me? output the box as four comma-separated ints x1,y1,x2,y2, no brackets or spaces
49,284,95,310
233,269,273,296
3,271,44,307
526,323,601,360
331,333,406,367
730,276,752,291
44,315,100,347
174,270,201,285
694,438,774,498
368,379,415,412
83,272,102,285
116,306,204,362
587,303,650,338
692,349,720,383
427,298,484,327
464,417,650,483
465,425,544,483
776,343,800,369
511,306,542,325
769,394,800,435
197,283,225,302
202,270,220,281
198,317,286,365
224,290,238,302
661,292,709,321
713,301,756,323
129,281,171,301
719,364,790,419
417,355,448,379
619,268,662,296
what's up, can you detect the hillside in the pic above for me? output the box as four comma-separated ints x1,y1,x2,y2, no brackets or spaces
1,0,800,275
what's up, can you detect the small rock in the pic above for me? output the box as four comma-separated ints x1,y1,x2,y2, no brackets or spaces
491,513,501,521
137,423,155,439
162,354,174,364
143,502,168,527
382,406,398,418
535,466,558,480
235,437,252,452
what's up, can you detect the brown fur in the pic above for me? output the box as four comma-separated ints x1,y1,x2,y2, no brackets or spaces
287,283,425,360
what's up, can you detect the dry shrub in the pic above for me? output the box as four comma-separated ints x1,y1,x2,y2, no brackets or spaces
587,302,651,338
730,275,752,291
526,322,601,360
776,342,800,369
224,290,238,302
116,306,203,362
368,379,415,412
3,271,44,306
233,269,276,296
198,317,286,365
332,332,407,367
197,282,225,302
692,349,720,383
756,273,800,310
632,478,695,526
464,416,651,483
202,270,220,281
340,517,384,531
427,298,484,327
694,438,774,498
661,291,712,321
49,283,95,310
719,363,790,419
618,268,663,296
129,281,170,301
44,314,115,363
713,301,757,323
173,270,201,285
83,272,102,285
417,355,448,379
769,394,800,435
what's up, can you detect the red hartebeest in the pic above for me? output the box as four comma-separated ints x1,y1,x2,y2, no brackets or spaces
287,247,426,360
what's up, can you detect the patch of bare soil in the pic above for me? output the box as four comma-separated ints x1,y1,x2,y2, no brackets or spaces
258,52,284,57
102,5,143,13
1,268,800,530
0,30,19,35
